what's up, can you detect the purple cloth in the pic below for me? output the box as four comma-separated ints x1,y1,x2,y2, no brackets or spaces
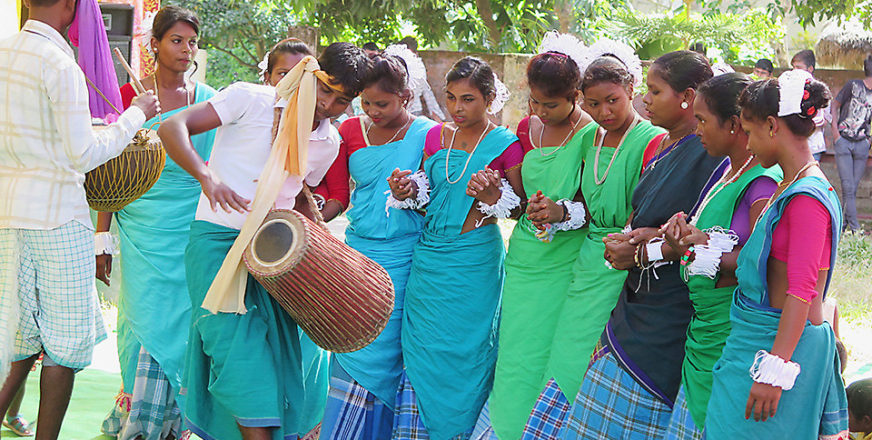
728,175,778,245
69,0,123,120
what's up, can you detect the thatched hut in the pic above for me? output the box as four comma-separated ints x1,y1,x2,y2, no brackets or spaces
816,21,872,69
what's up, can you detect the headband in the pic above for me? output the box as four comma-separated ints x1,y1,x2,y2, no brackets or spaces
382,44,429,97
489,72,510,114
537,31,587,69
577,38,643,87
314,70,348,95
777,69,812,117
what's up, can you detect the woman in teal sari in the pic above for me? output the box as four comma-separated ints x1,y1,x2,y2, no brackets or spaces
705,73,849,439
316,47,437,440
388,57,525,440
658,72,780,439
97,8,217,439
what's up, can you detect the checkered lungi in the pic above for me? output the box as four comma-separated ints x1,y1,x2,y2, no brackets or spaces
392,371,473,440
663,385,703,440
520,377,571,439
561,350,673,439
320,363,393,440
102,346,182,440
0,222,107,370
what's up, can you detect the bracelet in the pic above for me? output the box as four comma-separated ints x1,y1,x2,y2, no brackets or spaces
749,350,801,390
551,200,587,233
476,178,521,227
94,232,117,256
646,238,665,262
679,245,695,266
686,227,739,279
385,170,430,215
634,243,644,269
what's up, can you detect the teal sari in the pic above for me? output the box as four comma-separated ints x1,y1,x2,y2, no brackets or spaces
401,126,517,440
706,176,848,439
114,82,216,397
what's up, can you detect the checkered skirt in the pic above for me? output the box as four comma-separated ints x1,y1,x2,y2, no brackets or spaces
561,350,673,439
663,385,703,440
320,363,393,440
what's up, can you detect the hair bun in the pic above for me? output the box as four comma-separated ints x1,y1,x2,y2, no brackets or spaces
799,79,831,119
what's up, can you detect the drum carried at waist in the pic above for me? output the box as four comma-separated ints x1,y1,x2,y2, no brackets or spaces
85,127,165,212
243,209,394,353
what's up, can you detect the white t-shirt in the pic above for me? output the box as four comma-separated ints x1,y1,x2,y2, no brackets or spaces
195,82,340,230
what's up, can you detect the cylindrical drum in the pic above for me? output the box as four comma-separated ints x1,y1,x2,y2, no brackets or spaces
85,128,165,212
243,209,394,353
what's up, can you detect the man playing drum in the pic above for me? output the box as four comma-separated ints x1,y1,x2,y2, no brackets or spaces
158,42,372,440
0,0,160,438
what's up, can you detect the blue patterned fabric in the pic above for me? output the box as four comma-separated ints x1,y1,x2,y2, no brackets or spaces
319,362,393,440
561,350,672,440
521,377,570,440
663,386,702,440
391,372,472,440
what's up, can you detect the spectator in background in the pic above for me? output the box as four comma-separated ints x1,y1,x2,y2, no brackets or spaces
362,41,379,58
753,58,774,79
847,378,872,439
792,49,831,161
398,36,447,122
831,55,872,232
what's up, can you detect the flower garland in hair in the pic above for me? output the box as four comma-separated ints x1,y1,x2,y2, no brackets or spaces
577,38,643,87
139,10,157,54
489,72,510,114
258,52,270,82
382,44,430,100
777,69,814,118
537,31,587,68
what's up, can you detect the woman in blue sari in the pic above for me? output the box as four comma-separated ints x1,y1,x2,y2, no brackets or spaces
705,72,849,439
316,47,437,439
97,7,217,439
388,57,525,440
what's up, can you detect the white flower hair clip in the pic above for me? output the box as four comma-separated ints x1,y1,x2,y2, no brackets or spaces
258,52,270,82
382,44,429,97
139,10,157,54
537,31,587,69
711,62,735,77
489,72,510,115
778,69,813,117
577,38,643,87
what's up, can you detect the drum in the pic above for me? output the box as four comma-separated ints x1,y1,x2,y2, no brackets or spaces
85,128,165,212
244,209,394,353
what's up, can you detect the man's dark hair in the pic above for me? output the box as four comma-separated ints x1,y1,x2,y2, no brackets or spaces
399,36,418,52
318,42,373,97
755,58,774,74
362,42,379,52
864,55,872,77
792,49,816,69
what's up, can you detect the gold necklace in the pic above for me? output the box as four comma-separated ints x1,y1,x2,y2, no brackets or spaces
649,128,694,170
593,115,640,185
445,122,491,185
366,113,412,146
536,108,584,157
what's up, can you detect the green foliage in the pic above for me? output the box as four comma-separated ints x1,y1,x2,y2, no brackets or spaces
605,9,783,66
830,231,872,320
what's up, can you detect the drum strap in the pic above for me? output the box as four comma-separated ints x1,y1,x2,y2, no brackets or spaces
201,56,321,314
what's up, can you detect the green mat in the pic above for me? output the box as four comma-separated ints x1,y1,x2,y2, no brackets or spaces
1,367,117,440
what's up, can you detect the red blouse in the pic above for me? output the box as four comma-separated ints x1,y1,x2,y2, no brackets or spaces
120,83,136,110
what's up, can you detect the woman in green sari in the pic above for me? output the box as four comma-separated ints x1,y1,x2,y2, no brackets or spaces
659,72,781,439
488,32,592,440
519,39,663,438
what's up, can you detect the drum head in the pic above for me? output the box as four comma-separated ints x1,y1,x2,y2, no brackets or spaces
250,216,305,268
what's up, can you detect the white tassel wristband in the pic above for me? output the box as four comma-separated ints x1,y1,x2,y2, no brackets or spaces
386,170,431,214
686,227,739,279
749,350,801,390
95,232,118,256
552,199,587,232
476,178,521,227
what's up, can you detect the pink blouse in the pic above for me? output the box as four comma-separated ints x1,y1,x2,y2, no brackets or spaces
769,194,833,303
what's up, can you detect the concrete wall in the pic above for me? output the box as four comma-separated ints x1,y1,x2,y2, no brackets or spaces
418,49,872,220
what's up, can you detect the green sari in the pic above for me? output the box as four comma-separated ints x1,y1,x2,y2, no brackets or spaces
490,125,588,439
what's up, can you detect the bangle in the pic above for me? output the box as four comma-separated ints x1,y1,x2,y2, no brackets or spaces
95,232,117,256
679,245,695,266
560,202,569,222
634,243,644,269
749,350,801,390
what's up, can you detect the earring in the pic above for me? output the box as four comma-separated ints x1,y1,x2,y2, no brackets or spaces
730,130,735,134
769,130,774,138
680,102,689,109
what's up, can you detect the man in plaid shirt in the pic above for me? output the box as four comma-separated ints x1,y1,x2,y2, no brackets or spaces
0,0,159,438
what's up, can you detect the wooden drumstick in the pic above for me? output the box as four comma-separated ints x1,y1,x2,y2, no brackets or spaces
113,47,147,95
